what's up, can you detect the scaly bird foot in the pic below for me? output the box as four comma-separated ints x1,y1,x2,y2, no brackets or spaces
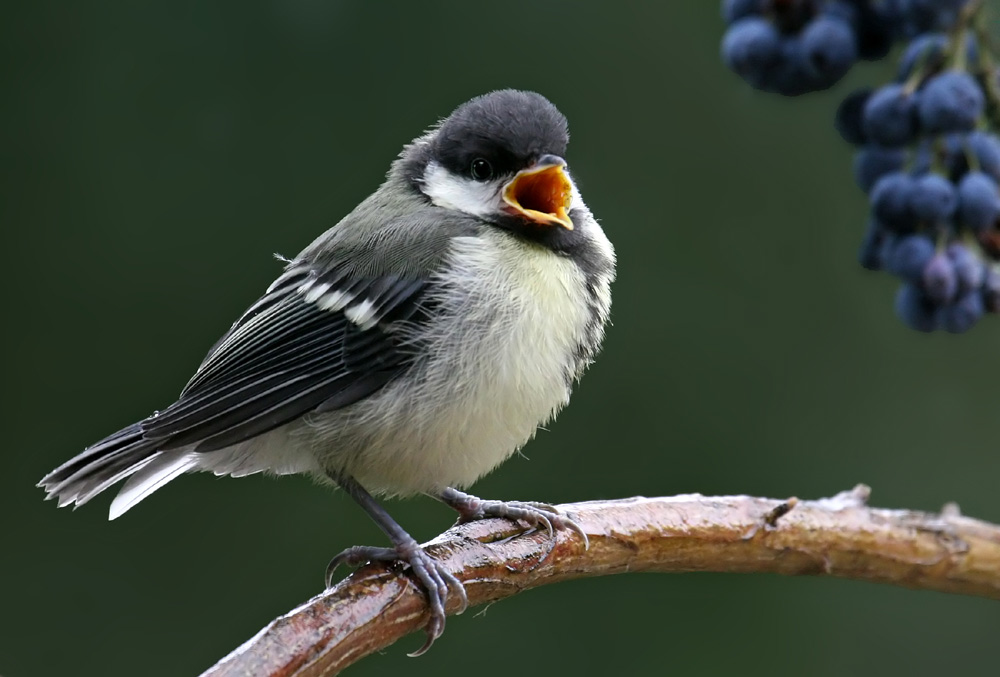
325,538,468,656
439,488,589,549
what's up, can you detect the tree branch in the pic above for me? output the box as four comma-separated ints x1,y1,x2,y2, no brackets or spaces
201,485,1000,677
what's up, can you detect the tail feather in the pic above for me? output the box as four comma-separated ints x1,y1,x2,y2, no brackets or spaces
108,452,198,520
64,454,157,508
38,422,186,517
41,423,148,494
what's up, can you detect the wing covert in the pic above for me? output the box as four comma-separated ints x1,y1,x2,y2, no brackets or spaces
141,267,428,453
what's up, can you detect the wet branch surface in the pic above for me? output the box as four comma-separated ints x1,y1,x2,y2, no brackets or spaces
201,486,1000,677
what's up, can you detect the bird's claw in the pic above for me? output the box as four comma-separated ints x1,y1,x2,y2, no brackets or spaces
324,544,398,588
459,498,590,549
324,539,468,656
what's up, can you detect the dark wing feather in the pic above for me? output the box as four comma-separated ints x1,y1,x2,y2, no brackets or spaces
140,268,427,453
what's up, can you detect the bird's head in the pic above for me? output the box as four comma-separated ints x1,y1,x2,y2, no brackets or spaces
399,90,579,232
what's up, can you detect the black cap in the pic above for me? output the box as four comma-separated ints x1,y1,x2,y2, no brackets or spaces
399,90,569,188
431,90,569,180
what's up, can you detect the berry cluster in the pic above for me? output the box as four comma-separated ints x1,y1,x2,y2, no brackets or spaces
722,0,893,95
851,126,1000,333
721,0,1000,333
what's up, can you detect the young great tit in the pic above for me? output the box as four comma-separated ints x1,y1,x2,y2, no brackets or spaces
40,89,615,653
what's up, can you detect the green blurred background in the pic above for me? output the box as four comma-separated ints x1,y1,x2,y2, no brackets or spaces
4,1,999,675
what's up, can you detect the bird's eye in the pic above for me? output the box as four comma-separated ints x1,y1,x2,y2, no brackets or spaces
470,158,493,181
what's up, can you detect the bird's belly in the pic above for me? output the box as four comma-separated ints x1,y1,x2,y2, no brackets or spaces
300,233,592,495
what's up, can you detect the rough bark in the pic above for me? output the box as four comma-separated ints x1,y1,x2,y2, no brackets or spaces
201,486,1000,677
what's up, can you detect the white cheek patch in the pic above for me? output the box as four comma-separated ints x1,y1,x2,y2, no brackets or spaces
423,160,584,224
421,161,502,218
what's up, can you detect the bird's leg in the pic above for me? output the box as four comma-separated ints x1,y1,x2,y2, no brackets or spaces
325,472,468,656
436,487,589,549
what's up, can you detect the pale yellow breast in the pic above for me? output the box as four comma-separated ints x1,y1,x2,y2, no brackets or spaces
318,231,593,495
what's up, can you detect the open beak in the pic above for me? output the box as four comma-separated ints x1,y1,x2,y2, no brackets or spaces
502,155,574,230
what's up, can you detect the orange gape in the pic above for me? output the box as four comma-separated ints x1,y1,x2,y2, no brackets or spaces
503,164,574,229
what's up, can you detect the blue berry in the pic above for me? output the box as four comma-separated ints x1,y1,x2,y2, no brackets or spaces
945,131,1000,183
910,173,957,222
899,0,970,37
836,89,872,145
886,234,935,282
722,0,761,23
722,18,782,88
895,283,938,332
765,37,820,97
854,146,906,193
957,172,1000,232
896,32,948,81
822,1,859,25
917,71,985,134
854,2,895,60
871,172,917,231
862,83,919,146
938,289,984,333
800,16,858,85
967,132,1000,182
922,252,959,304
895,30,978,81
946,242,984,292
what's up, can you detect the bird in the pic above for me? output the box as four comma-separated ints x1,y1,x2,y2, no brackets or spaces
39,89,615,653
